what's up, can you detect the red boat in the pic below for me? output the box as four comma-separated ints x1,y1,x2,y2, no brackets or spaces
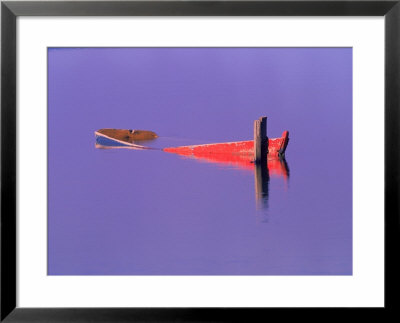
163,130,289,163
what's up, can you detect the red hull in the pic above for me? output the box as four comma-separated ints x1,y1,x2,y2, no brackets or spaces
163,131,289,162
163,131,289,178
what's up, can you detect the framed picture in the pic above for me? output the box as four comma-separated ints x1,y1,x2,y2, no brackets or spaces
1,0,399,321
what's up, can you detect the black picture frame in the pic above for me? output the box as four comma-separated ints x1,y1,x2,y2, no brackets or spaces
1,0,399,321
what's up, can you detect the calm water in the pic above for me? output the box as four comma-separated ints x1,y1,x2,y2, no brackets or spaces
48,48,352,275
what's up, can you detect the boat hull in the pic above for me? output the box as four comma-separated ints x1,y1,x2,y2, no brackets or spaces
95,131,151,149
96,129,158,142
163,131,289,163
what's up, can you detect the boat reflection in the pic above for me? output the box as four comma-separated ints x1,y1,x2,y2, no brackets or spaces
167,149,289,213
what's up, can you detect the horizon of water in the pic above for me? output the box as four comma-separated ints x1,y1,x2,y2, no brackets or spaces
48,48,352,275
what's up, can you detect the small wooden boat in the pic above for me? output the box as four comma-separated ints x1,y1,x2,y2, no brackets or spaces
95,129,158,149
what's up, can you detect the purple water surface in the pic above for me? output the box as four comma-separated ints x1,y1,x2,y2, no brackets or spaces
48,48,352,275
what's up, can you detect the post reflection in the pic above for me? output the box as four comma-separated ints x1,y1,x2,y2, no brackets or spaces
255,161,270,210
254,157,290,219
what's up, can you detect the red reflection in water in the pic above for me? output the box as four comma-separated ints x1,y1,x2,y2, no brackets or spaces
168,149,289,179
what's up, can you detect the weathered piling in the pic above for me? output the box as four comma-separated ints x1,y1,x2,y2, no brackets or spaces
254,116,268,163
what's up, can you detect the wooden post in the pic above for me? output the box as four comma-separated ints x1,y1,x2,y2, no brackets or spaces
254,119,261,163
254,116,267,163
